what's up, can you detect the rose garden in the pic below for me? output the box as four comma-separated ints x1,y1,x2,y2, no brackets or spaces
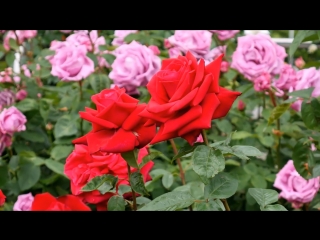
0,30,319,211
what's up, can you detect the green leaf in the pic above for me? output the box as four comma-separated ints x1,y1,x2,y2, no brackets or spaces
107,196,126,211
248,188,279,208
192,145,225,184
50,145,74,161
139,151,162,168
231,145,263,157
138,191,195,211
312,164,320,178
268,103,291,125
17,162,41,191
118,185,132,196
9,38,19,50
86,52,98,67
289,30,310,56
53,115,78,139
136,196,151,205
5,51,15,67
40,49,55,57
301,99,320,131
204,172,238,199
45,159,66,176
287,87,315,99
265,174,276,182
15,98,38,112
82,174,118,194
130,172,149,196
0,165,9,188
172,142,204,161
124,33,142,43
101,53,116,66
243,162,258,175
250,175,267,188
292,138,312,178
261,204,288,211
40,68,51,79
0,51,4,59
121,149,139,169
231,131,253,140
193,199,225,211
162,173,174,189
215,119,233,133
88,73,110,93
225,159,240,166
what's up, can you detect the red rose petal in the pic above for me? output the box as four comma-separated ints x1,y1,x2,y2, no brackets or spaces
181,129,202,146
149,125,178,144
100,128,137,153
136,124,156,148
191,73,213,106
192,58,205,89
205,54,223,93
57,195,91,211
169,87,198,113
80,111,118,129
31,193,58,210
122,104,145,131
86,130,114,153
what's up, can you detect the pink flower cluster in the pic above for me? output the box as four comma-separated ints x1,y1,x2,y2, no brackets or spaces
3,30,37,51
209,30,240,41
0,67,20,83
274,160,320,209
0,106,27,155
112,30,138,46
165,30,233,72
109,41,161,95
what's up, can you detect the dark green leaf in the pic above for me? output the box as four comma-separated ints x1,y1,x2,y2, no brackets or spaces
312,164,320,178
53,115,78,139
118,185,132,196
5,51,15,67
289,30,310,56
82,174,118,194
138,191,195,211
292,138,312,178
301,99,320,131
193,199,225,211
101,53,116,65
107,196,126,211
130,172,149,196
45,159,66,177
261,204,288,211
231,145,263,157
50,145,74,161
86,52,98,67
172,142,204,161
9,38,19,50
88,73,110,93
248,188,278,208
121,149,139,169
40,68,51,79
250,175,267,188
268,103,290,125
243,162,258,175
215,119,233,133
40,49,55,57
192,145,225,184
136,196,151,205
15,98,38,112
17,162,41,191
204,172,238,199
0,165,9,188
140,151,162,168
287,87,315,99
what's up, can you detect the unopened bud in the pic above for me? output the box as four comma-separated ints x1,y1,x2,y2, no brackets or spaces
308,44,317,54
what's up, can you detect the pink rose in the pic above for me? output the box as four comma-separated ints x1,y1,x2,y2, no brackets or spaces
0,106,27,134
204,46,226,64
112,30,138,46
0,89,16,109
21,64,31,77
66,30,105,53
253,73,271,92
3,31,37,51
109,41,161,95
16,89,28,101
237,100,245,111
49,41,94,81
168,47,182,58
290,67,320,111
21,30,37,39
231,34,287,81
0,132,12,155
209,30,239,41
274,64,298,95
164,39,171,49
13,193,34,211
167,30,212,58
148,45,160,55
220,61,229,72
60,30,72,34
295,56,305,69
274,160,320,209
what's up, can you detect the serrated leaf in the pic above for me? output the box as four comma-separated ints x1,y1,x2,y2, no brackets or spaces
121,149,139,169
15,98,38,112
301,99,320,131
162,173,174,189
81,174,118,194
172,142,204,161
289,30,310,56
107,196,126,211
231,145,263,157
54,115,78,139
248,188,279,208
88,73,110,93
140,151,161,168
268,103,290,125
204,172,238,199
192,145,225,184
287,87,315,99
45,159,66,177
138,191,195,211
130,172,149,196
261,204,288,211
118,185,132,196
193,199,225,211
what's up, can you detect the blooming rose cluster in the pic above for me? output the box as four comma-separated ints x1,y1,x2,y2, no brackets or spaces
274,160,320,209
0,106,27,155
3,30,37,51
109,41,161,95
165,30,236,72
48,30,114,82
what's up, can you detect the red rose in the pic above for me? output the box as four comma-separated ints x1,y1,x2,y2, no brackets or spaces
31,192,91,211
64,144,154,205
0,189,6,206
72,86,156,153
139,51,241,145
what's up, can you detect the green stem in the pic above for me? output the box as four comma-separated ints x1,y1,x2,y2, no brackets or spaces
202,130,231,211
127,163,137,211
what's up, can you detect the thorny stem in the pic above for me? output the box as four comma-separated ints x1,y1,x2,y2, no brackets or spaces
269,90,281,169
169,139,193,211
202,130,231,211
127,163,137,211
